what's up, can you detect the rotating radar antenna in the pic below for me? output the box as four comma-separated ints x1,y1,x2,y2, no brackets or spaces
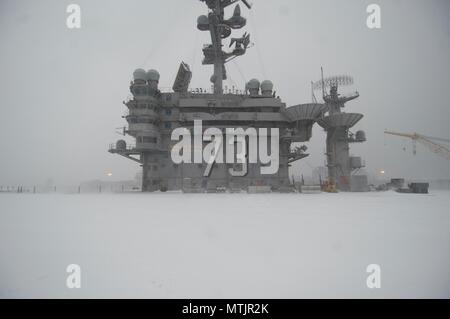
312,75,354,91
311,68,353,98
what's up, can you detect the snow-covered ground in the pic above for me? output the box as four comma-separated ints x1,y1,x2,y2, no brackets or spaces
1,191,449,298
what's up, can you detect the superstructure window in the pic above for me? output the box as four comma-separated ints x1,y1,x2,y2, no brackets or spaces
144,137,157,144
138,136,158,144
136,118,154,124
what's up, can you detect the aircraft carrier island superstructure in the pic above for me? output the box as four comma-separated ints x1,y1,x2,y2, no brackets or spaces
109,0,368,193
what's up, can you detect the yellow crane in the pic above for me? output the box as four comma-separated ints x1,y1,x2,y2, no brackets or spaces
384,130,450,161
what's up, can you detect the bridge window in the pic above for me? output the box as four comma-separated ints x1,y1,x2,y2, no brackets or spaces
138,136,158,144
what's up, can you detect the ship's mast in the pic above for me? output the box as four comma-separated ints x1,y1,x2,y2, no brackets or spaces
198,0,252,95
210,0,225,94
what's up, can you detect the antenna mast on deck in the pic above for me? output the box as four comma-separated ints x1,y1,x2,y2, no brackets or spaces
198,0,252,95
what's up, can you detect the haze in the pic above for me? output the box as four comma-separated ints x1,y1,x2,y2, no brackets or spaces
1,0,449,187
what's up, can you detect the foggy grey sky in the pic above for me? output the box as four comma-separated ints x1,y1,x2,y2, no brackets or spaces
1,0,450,186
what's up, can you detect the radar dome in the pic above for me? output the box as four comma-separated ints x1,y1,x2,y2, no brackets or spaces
197,15,209,31
260,80,274,93
146,69,160,82
116,140,127,150
356,130,366,142
133,69,147,81
246,79,260,96
247,79,260,90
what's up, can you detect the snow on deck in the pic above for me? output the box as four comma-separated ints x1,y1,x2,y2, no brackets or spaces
1,191,449,298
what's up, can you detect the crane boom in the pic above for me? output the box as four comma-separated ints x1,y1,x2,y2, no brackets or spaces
384,130,450,161
423,135,450,144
